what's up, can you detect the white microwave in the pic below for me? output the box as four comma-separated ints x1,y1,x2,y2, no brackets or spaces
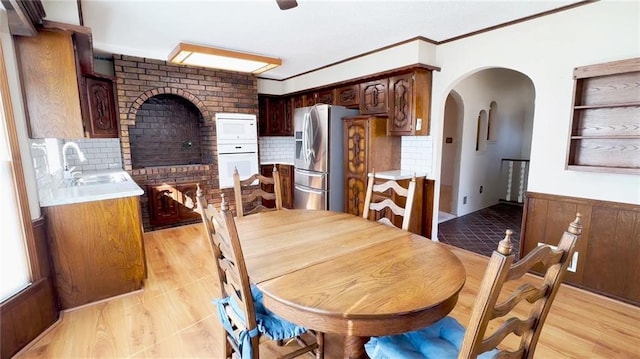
215,113,258,144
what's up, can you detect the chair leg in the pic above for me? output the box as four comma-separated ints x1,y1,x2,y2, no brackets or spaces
315,332,324,359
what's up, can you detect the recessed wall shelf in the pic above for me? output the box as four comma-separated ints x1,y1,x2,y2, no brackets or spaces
566,57,640,174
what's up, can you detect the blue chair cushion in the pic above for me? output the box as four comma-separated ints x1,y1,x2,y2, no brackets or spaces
214,284,307,359
365,316,499,359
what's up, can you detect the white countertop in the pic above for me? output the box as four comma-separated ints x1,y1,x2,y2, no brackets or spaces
373,170,428,180
38,170,144,207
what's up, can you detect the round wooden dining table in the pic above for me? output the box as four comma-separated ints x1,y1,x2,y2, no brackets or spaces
235,209,466,359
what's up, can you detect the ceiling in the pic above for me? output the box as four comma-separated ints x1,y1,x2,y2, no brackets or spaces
69,0,586,80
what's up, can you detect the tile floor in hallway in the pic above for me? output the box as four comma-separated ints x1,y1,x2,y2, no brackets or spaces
437,202,524,259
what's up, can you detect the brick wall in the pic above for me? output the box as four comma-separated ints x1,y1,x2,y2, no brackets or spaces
113,54,258,231
130,94,204,168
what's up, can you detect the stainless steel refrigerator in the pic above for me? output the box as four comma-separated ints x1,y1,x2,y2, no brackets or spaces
294,104,358,211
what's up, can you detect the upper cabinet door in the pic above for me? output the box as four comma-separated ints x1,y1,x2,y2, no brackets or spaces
15,30,85,139
84,76,118,138
388,69,432,136
388,73,414,135
335,84,360,109
359,79,388,115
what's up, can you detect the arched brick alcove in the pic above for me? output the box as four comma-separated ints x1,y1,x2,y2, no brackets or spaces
113,55,258,231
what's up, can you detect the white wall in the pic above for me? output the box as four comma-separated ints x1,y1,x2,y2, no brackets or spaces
431,0,640,217
451,68,534,215
1,10,41,220
258,39,438,95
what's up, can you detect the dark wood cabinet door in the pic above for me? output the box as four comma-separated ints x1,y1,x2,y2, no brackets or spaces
335,84,360,108
258,95,269,136
317,89,334,105
291,95,304,109
258,95,291,136
388,73,415,135
149,184,180,226
279,164,294,209
283,97,293,135
343,118,369,216
269,98,285,135
344,118,368,178
260,165,276,208
303,92,318,107
345,175,368,216
360,79,388,114
84,76,118,138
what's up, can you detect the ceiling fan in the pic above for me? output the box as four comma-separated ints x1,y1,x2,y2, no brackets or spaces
276,0,298,10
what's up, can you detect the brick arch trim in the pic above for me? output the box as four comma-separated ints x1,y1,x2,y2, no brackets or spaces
127,87,210,121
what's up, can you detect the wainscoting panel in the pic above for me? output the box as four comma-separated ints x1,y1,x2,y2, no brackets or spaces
521,192,640,306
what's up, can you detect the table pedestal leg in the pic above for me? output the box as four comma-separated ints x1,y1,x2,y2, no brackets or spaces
344,335,370,359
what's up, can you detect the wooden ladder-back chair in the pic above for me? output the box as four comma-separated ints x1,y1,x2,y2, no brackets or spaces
365,214,583,359
233,165,283,218
196,186,323,359
362,171,417,231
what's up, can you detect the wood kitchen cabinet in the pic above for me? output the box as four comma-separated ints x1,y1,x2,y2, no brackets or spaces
260,164,294,209
359,78,389,115
343,116,400,217
303,89,334,107
258,95,292,136
14,28,118,139
44,196,146,309
388,69,432,136
149,182,200,227
334,84,360,109
83,75,119,138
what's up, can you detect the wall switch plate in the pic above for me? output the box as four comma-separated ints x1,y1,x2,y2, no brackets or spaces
463,196,467,204
537,242,578,272
416,118,422,131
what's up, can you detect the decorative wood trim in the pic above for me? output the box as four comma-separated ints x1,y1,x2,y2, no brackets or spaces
267,36,441,82
439,1,596,44
275,64,438,99
0,38,39,279
259,1,593,83
525,191,640,212
0,0,45,36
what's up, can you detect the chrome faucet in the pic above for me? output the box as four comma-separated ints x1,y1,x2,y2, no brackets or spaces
62,141,86,180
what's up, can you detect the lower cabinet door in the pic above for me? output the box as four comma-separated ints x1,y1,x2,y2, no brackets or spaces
149,184,180,226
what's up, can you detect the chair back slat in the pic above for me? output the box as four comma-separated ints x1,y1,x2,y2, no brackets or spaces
362,171,418,231
491,283,545,319
368,198,406,216
479,316,536,353
233,165,283,218
371,180,410,197
458,214,583,359
506,246,563,281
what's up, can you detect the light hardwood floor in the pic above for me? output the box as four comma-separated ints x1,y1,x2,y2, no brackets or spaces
15,223,640,358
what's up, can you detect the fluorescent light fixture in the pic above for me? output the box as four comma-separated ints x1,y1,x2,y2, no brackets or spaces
168,42,281,74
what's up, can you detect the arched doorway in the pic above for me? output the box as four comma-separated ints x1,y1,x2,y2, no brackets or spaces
437,68,535,258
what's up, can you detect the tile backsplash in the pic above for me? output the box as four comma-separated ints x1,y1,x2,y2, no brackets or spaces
30,138,123,189
258,135,432,175
63,139,123,172
401,136,432,175
259,136,295,164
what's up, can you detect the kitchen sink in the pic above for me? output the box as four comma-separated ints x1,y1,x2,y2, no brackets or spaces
60,173,128,188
